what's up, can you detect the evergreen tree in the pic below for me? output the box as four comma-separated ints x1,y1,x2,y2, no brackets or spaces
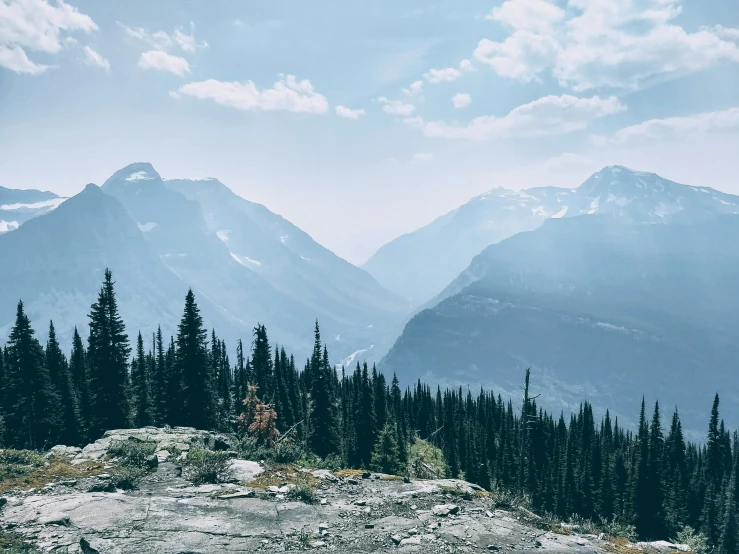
3,301,60,449
175,289,215,429
371,418,403,475
131,332,155,427
87,269,130,438
307,322,340,459
69,327,92,443
46,321,80,446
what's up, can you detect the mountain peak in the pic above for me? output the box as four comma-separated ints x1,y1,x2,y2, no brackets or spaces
83,183,101,193
103,162,162,190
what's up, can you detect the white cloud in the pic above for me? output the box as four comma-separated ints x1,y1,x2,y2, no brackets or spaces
423,58,476,84
706,25,739,41
402,80,423,97
474,0,739,91
174,75,329,114
0,44,48,74
377,97,416,116
0,0,97,74
405,94,625,140
424,66,462,83
138,50,190,76
486,0,564,32
452,93,472,109
602,107,739,144
411,152,433,164
118,21,207,52
336,105,366,119
173,22,208,52
82,45,109,72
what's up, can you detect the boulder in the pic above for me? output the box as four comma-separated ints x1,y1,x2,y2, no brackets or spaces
432,504,460,517
230,459,263,483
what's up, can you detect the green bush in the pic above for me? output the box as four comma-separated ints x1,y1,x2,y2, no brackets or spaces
286,484,316,504
109,466,148,490
182,447,234,485
0,450,44,467
108,439,157,469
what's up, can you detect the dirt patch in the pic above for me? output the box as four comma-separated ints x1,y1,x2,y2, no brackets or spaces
0,455,105,494
249,464,320,490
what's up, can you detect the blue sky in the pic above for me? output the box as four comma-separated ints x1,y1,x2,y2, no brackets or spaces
1,0,738,262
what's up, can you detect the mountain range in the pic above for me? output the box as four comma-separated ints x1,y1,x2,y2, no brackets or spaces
0,163,405,361
364,166,739,307
0,186,66,233
2,163,739,432
380,168,739,433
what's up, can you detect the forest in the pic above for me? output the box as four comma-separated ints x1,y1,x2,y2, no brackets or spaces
0,269,737,553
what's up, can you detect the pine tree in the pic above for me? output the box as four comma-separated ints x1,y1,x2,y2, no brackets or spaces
131,332,155,427
175,289,216,429
87,269,131,438
371,418,403,475
69,327,92,443
46,321,80,446
153,326,167,424
307,322,340,459
3,301,60,449
718,436,739,554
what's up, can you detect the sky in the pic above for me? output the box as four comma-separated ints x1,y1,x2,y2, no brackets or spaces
1,0,738,264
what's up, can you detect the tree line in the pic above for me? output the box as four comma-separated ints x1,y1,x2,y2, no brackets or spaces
0,269,737,550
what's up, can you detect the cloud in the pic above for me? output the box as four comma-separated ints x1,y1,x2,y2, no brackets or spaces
118,21,207,52
405,94,625,140
0,44,48,74
422,59,475,84
83,45,109,72
402,80,423,97
602,107,739,145
233,19,245,28
452,93,472,109
424,66,462,83
474,0,739,91
173,22,208,52
0,0,97,74
138,50,190,76
336,105,366,119
377,97,415,116
411,152,433,164
173,75,329,114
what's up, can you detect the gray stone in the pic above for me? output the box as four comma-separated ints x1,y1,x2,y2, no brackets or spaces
230,459,263,483
400,536,422,545
432,504,460,517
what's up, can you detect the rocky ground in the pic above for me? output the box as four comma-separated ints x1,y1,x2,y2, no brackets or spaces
0,428,686,554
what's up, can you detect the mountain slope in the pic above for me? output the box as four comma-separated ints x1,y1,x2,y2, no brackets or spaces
100,163,405,359
381,215,739,432
0,186,66,233
364,166,739,306
0,184,238,348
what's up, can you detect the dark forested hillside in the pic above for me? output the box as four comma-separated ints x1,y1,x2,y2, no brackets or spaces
1,270,737,550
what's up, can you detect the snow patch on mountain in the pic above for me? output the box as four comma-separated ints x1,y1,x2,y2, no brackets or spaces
126,171,154,182
216,230,230,243
230,252,261,267
551,206,568,218
137,222,158,232
1,198,66,211
0,220,19,233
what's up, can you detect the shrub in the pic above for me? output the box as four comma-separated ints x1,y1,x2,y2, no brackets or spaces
109,466,148,490
286,484,316,504
0,450,44,467
182,447,234,485
674,525,710,554
108,439,157,469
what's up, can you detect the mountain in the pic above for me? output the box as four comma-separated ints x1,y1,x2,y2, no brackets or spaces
0,183,239,347
363,166,739,306
0,186,66,233
98,162,405,359
380,214,739,433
